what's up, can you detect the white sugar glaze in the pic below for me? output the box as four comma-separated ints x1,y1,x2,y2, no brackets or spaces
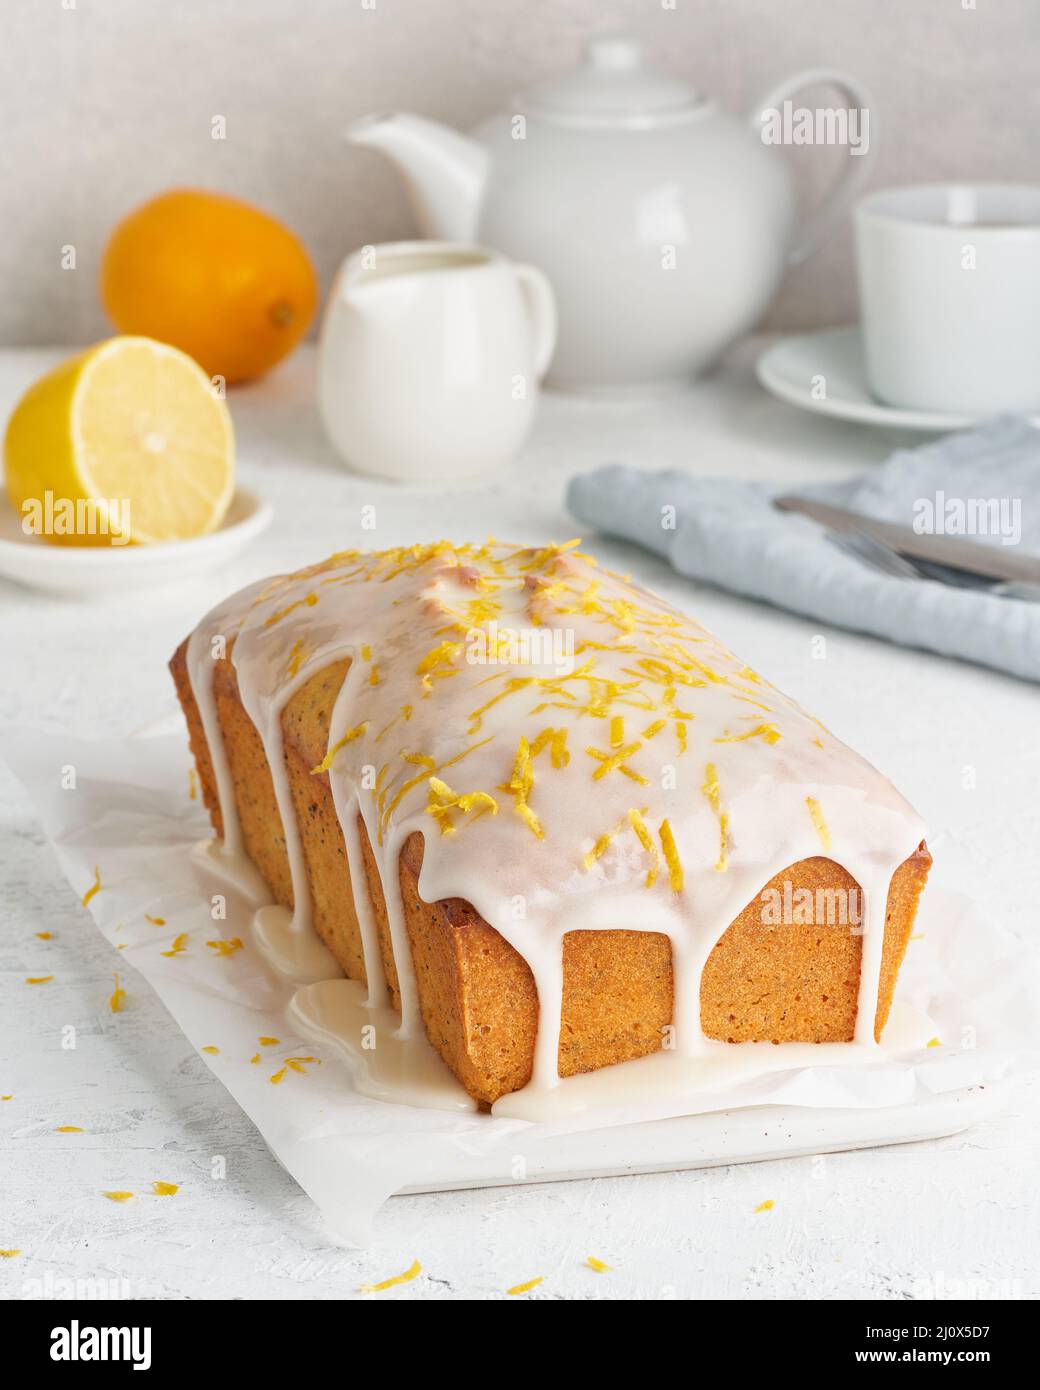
184,541,927,1116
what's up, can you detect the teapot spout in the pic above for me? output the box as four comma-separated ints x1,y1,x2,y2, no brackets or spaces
349,112,488,242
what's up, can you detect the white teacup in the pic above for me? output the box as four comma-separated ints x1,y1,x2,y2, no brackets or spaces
318,241,556,483
855,183,1040,414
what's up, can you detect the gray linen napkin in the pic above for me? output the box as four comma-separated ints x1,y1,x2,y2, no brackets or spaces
567,417,1040,683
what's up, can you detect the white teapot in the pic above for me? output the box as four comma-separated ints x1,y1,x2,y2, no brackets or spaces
351,37,874,394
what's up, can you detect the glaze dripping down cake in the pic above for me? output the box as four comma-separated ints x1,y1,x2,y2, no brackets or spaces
170,540,930,1107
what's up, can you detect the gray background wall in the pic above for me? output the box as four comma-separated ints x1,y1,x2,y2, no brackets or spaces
2,0,1037,346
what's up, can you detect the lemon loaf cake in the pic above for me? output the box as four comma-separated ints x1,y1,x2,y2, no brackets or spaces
170,540,930,1107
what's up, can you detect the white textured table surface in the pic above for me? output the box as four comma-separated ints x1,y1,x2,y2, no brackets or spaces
2,341,1038,1302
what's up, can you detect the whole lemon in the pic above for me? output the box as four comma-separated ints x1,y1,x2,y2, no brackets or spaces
100,189,318,384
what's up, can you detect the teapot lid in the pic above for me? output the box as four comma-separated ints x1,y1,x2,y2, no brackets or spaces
519,37,704,127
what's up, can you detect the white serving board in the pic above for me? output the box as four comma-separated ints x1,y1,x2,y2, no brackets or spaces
394,1083,1008,1194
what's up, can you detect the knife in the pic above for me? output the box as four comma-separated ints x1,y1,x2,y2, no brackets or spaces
774,494,1040,586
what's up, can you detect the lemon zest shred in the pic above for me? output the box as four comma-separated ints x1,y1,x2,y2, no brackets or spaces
754,1199,775,1213
109,974,126,1013
467,676,533,732
161,933,189,958
0,1250,22,1258
500,735,544,839
658,818,684,891
627,807,659,888
702,763,728,872
103,1191,134,1203
583,829,615,870
715,723,782,746
201,1046,219,1056
206,937,244,958
585,742,648,786
805,795,831,852
286,638,309,678
153,1182,179,1196
144,914,165,926
426,777,498,835
507,1276,544,1295
56,1126,83,1133
311,722,369,774
81,866,102,908
263,592,318,628
285,1056,320,1073
550,727,569,768
26,976,53,986
586,1256,612,1272
361,1258,422,1294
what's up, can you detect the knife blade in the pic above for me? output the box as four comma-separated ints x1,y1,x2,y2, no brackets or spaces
774,494,1040,586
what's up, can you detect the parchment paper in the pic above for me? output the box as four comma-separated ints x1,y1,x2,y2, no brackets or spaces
4,726,1038,1245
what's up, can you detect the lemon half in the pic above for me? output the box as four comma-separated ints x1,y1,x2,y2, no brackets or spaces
4,336,234,546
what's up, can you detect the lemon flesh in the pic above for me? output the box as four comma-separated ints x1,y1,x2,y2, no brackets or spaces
4,336,234,546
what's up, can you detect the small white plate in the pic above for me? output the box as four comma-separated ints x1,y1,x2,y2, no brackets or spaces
757,325,1040,431
0,486,272,596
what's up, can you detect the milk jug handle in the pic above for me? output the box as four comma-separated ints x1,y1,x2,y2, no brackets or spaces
748,68,876,266
513,263,558,380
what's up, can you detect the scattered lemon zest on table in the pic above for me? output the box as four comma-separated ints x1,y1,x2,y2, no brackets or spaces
754,1199,775,1213
1,1096,11,1102
206,937,243,957
507,1276,544,1295
927,1037,942,1048
26,976,53,986
35,931,53,940
259,1036,279,1046
586,1256,611,1273
145,914,166,926
109,973,127,1013
103,1191,134,1203
0,1250,22,1258
152,1182,179,1196
250,1053,260,1064
201,1046,220,1056
269,1056,320,1084
161,933,188,958
55,1126,83,1133
81,866,102,907
361,1258,422,1293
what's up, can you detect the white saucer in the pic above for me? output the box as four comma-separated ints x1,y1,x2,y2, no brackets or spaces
757,325,1040,431
0,486,272,596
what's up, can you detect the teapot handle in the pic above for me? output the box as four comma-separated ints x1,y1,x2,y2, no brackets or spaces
513,263,558,381
748,68,876,266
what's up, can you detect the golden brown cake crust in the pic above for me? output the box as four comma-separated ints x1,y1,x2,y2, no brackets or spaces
171,638,931,1107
